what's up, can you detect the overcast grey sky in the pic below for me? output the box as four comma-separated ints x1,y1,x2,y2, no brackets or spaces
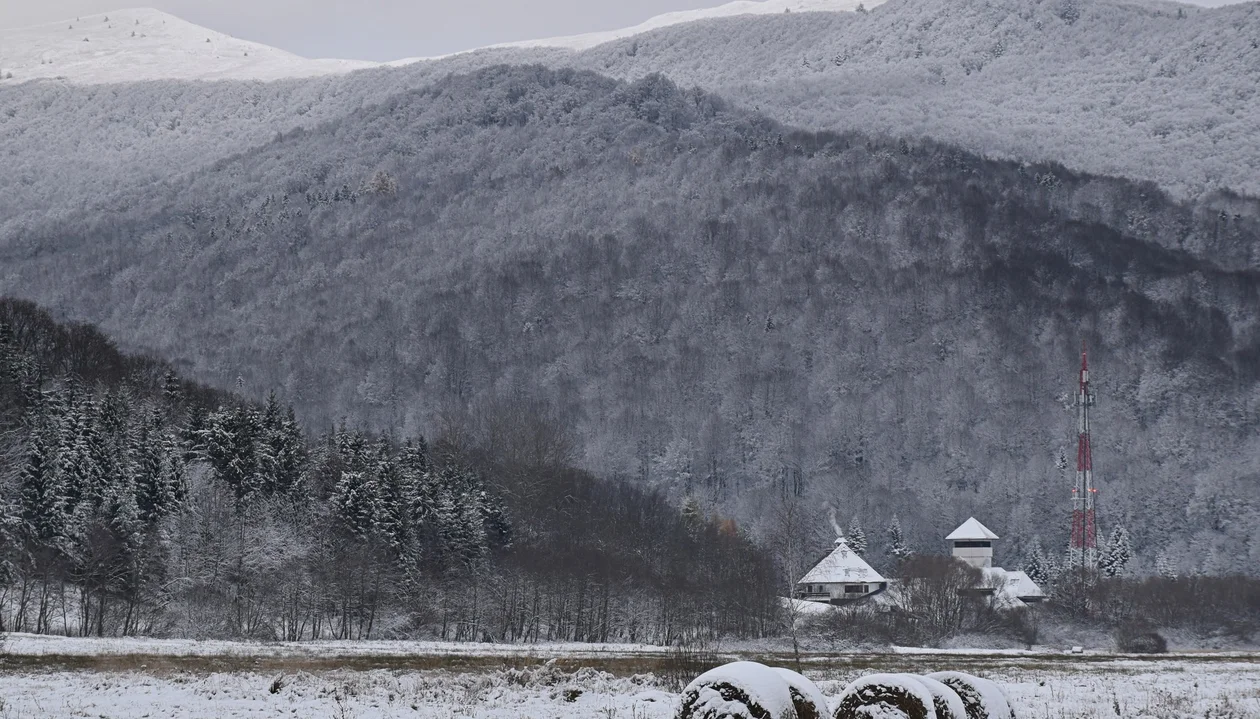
0,0,731,61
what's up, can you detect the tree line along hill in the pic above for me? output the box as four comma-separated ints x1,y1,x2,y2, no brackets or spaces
0,297,776,640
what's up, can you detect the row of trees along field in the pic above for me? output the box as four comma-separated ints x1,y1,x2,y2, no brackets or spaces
0,297,777,641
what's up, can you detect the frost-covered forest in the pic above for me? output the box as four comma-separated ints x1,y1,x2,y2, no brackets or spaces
0,298,776,639
2,66,1259,579
3,0,1260,236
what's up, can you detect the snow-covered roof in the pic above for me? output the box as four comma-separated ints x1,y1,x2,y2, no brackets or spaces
797,538,886,584
980,567,1045,608
946,517,999,541
1004,570,1045,599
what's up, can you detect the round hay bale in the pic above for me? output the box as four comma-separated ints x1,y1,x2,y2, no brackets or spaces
833,673,938,719
677,661,798,719
771,667,829,719
912,675,968,719
925,672,1014,719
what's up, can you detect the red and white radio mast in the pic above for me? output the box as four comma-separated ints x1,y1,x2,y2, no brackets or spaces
1069,343,1099,570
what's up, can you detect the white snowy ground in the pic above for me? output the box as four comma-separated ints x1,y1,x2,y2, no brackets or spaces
2,637,1258,719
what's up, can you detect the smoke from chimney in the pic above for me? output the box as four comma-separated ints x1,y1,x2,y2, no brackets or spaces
824,501,843,539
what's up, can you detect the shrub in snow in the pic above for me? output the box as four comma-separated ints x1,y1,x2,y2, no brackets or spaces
913,675,968,719
677,661,796,719
1114,623,1167,654
925,672,1015,719
771,667,828,719
833,673,937,719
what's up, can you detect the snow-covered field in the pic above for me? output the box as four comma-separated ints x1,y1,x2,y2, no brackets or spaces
2,637,1257,719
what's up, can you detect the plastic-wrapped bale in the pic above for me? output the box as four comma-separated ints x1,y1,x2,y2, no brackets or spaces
913,675,968,719
771,667,829,719
924,672,1015,719
833,673,938,719
677,661,798,719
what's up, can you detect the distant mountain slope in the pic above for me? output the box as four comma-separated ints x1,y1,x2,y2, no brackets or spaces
0,1,875,85
560,0,1260,198
4,66,1259,573
494,0,877,52
0,8,374,84
2,0,1258,236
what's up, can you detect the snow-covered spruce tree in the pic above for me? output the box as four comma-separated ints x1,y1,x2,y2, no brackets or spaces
887,515,912,562
330,466,379,542
18,425,67,546
56,393,101,511
1099,525,1133,578
398,436,429,476
848,516,868,556
1156,549,1179,580
374,443,413,557
132,407,176,526
203,404,263,502
258,393,306,497
1024,536,1051,586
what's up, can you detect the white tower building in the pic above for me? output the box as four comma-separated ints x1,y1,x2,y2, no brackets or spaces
946,517,999,569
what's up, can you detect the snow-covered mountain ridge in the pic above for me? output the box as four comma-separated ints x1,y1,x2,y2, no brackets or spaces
0,8,375,84
491,0,881,52
0,1,876,85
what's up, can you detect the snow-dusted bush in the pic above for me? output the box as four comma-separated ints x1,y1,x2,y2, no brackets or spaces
771,667,828,719
914,675,968,719
677,661,796,719
833,673,937,719
925,672,1014,719
1114,623,1168,654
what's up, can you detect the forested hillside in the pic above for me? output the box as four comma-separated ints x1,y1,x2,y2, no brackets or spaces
0,298,774,639
570,0,1260,197
3,0,1259,241
3,66,1259,576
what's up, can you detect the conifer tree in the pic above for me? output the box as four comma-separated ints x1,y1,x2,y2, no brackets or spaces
886,515,912,561
399,436,429,476
847,516,868,556
263,404,306,497
57,395,99,511
204,405,262,501
1024,536,1051,586
132,407,176,525
1156,548,1179,580
180,403,209,462
374,444,412,555
1099,524,1133,578
19,427,66,545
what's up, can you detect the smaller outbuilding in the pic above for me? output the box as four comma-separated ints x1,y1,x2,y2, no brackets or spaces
795,537,888,604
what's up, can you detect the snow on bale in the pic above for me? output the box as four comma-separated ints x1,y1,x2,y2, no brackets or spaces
677,661,798,719
913,675,968,719
925,672,1015,719
833,673,937,719
771,667,829,719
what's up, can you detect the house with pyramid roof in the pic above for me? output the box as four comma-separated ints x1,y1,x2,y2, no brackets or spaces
794,537,888,605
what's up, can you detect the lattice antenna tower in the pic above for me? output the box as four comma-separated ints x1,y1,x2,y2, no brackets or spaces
1068,343,1100,570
